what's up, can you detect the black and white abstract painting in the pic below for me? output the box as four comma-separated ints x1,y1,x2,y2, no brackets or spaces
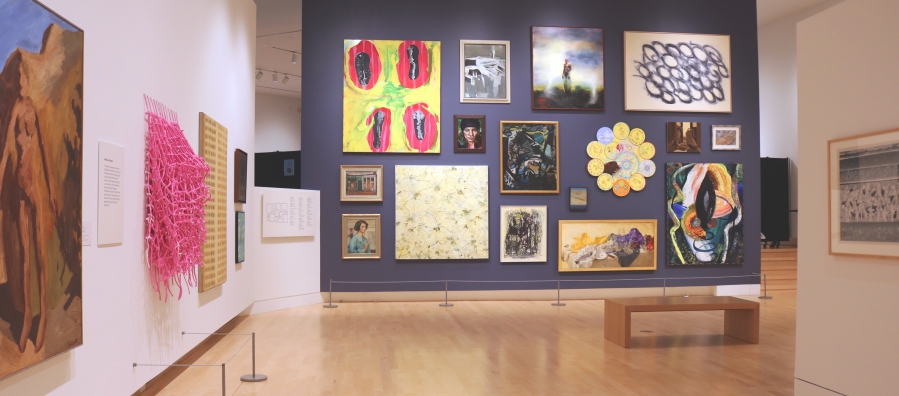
460,40,509,103
624,31,731,113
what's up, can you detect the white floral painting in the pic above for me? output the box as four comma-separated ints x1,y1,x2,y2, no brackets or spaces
395,166,489,259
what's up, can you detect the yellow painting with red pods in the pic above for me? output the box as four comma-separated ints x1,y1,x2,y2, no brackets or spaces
344,40,441,153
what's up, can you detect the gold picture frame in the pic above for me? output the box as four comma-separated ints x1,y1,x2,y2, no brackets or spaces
340,165,383,202
558,219,657,272
500,121,559,194
342,214,381,259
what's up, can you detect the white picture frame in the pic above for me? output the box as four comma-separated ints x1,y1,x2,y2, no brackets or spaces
460,39,510,104
711,125,741,150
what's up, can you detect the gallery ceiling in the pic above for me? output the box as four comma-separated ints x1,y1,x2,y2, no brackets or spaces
255,0,302,99
756,0,836,26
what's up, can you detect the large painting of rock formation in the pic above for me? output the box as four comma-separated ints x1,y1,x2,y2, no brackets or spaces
0,0,83,379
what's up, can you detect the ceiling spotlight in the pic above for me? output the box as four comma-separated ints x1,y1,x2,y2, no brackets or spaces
272,72,278,83
255,70,263,80
291,52,297,64
282,75,290,84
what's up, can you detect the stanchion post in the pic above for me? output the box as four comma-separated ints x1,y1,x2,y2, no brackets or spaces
221,364,226,396
663,278,667,297
240,332,268,382
759,273,773,299
551,280,566,306
324,279,338,308
439,280,454,307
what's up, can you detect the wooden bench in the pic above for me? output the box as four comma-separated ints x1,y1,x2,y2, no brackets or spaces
604,296,759,348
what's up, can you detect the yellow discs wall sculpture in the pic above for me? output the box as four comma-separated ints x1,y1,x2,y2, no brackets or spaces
588,123,656,197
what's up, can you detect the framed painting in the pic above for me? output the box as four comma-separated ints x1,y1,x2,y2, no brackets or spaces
624,31,732,113
344,40,441,153
453,115,486,153
558,220,657,272
460,40,509,103
395,166,489,259
666,163,744,265
569,187,587,211
500,206,547,262
0,0,84,380
235,149,248,203
340,165,383,202
666,122,702,153
500,121,559,194
828,127,899,258
711,125,741,150
236,211,245,263
342,214,381,259
531,26,605,110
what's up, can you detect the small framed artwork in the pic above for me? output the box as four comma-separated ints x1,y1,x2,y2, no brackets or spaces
235,211,245,263
531,26,605,110
570,187,587,211
559,219,657,272
340,165,383,202
666,122,701,153
828,126,899,259
235,149,248,203
342,214,381,259
500,206,547,262
454,115,487,153
460,40,510,103
624,31,732,113
711,125,741,150
500,121,559,194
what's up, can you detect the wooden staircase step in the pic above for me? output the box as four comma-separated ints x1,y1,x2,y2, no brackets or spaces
762,279,797,290
760,269,796,281
761,252,798,259
762,261,798,270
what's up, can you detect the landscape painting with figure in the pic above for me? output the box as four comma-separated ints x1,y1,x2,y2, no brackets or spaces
531,27,604,110
838,143,899,242
0,0,83,379
461,40,508,103
500,206,547,262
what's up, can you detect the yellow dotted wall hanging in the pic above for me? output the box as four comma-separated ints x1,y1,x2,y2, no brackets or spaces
585,122,656,197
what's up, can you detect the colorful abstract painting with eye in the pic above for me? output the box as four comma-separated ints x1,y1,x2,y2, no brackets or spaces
666,163,744,265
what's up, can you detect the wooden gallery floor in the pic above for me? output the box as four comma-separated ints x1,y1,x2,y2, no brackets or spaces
142,292,796,396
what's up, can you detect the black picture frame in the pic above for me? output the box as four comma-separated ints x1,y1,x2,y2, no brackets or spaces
235,149,248,203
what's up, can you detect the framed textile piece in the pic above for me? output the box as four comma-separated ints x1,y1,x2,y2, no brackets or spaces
828,127,899,258
199,113,228,291
531,26,605,110
340,165,383,202
344,39,441,153
500,121,559,194
460,40,509,103
666,163,744,265
500,206,547,262
559,220,657,272
343,214,381,259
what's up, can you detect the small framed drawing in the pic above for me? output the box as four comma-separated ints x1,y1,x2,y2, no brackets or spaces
500,121,559,194
711,125,741,150
460,40,510,103
235,211,245,263
570,187,587,211
454,115,486,153
666,122,701,153
342,214,381,259
500,206,547,262
559,219,657,272
235,149,248,203
828,126,899,258
340,165,383,202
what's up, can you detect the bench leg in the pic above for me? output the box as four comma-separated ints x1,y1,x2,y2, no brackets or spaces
724,308,759,344
604,301,630,348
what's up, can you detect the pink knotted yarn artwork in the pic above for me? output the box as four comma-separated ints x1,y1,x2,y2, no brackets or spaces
144,95,211,301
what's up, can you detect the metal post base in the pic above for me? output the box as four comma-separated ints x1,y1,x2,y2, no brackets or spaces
759,296,773,300
551,302,566,306
323,304,338,308
240,374,268,382
439,303,454,307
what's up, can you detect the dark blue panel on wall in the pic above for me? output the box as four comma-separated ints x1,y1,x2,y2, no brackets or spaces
303,0,761,292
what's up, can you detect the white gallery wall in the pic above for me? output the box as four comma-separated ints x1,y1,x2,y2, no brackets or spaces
795,0,899,394
255,92,302,153
0,1,258,395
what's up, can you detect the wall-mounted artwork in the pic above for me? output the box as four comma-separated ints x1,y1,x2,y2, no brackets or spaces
454,115,486,153
235,149,248,203
588,122,655,197
531,26,604,110
236,211,245,263
343,214,381,259
624,31,732,113
559,220,657,272
199,113,228,291
500,206,547,262
395,166,489,259
828,127,899,258
570,187,587,211
340,165,383,202
711,125,741,151
344,40,441,153
666,163,744,265
500,121,559,194
460,40,509,103
666,122,702,153
0,0,83,379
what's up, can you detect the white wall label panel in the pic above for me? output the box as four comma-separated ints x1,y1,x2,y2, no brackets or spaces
97,140,124,245
263,188,317,237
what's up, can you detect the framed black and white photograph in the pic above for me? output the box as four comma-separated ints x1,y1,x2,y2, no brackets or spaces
624,31,732,113
711,125,741,150
460,40,509,103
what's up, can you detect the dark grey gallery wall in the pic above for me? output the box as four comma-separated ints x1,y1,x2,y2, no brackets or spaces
303,0,761,292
